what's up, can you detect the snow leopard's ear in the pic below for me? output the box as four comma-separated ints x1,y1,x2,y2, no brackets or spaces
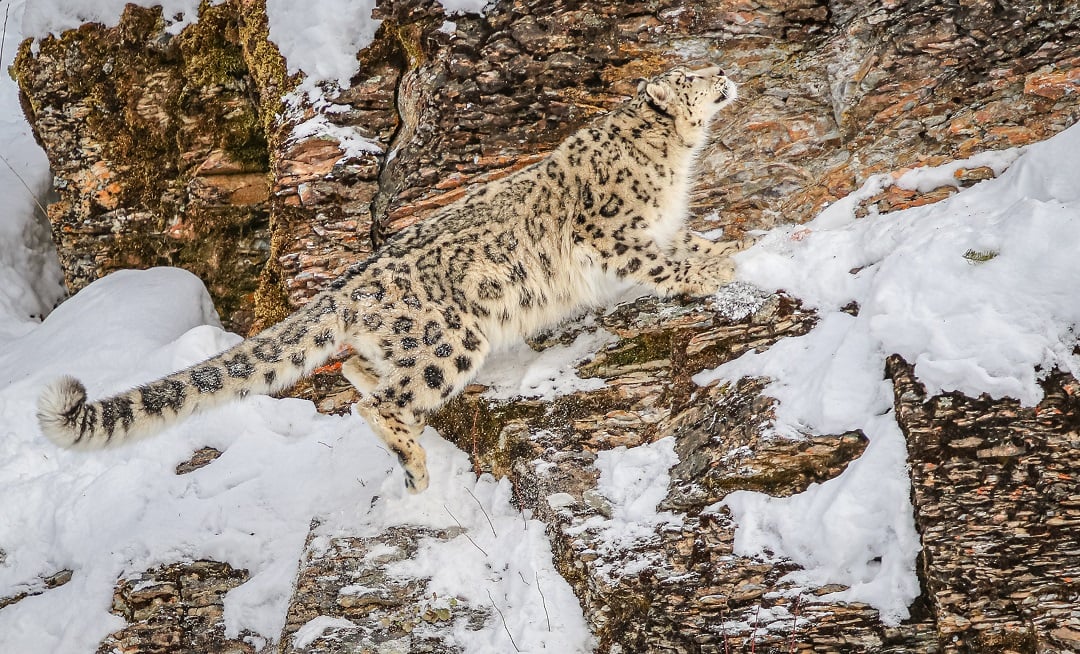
643,80,672,114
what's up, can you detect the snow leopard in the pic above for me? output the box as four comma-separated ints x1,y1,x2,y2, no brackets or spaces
38,65,740,493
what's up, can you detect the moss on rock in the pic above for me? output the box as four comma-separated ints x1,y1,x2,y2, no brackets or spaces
13,1,272,333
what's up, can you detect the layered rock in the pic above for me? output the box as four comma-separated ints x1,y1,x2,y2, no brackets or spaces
97,561,259,654
889,357,1080,653
416,293,939,653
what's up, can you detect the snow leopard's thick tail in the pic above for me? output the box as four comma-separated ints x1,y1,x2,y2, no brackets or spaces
37,292,347,450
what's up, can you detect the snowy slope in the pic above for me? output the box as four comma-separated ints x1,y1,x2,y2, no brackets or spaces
0,267,592,652
3,0,1080,651
698,126,1080,624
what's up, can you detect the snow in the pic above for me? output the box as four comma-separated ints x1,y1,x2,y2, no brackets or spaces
265,0,379,88
6,0,1080,647
718,414,920,625
695,122,1080,623
0,0,64,342
712,280,772,322
0,268,591,651
265,0,486,87
291,616,359,649
438,0,491,15
710,133,1080,404
475,327,616,400
21,0,198,38
594,437,680,527
564,438,683,579
266,0,490,169
285,86,384,158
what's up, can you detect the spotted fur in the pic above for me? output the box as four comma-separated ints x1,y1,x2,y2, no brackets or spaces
38,65,739,493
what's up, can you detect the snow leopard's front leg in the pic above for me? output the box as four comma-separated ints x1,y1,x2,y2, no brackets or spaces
667,230,743,260
590,233,737,297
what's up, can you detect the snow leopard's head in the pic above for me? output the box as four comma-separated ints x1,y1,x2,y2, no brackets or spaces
638,65,738,141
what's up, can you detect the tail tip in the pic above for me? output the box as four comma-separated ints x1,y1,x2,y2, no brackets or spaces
37,376,88,448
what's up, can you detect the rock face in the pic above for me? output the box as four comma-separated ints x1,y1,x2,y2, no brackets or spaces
428,294,937,652
889,357,1080,653
11,0,1080,652
97,561,258,654
15,4,272,333
19,0,1080,332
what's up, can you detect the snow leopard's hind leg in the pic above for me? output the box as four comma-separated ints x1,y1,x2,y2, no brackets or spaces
341,355,380,395
354,393,429,493
341,354,429,492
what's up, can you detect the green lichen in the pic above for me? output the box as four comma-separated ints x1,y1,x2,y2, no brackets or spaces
234,0,299,330
251,260,291,333
179,204,269,326
251,207,297,333
383,21,426,70
581,331,677,373
234,0,297,142
222,118,269,169
429,395,542,477
178,1,268,170
11,39,42,119
178,1,247,87
963,248,999,263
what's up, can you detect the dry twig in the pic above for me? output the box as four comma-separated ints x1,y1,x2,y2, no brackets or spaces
535,571,551,631
788,595,802,653
464,485,497,537
443,504,488,557
487,589,521,652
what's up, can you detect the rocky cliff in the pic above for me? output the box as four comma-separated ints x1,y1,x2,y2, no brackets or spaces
11,0,1080,652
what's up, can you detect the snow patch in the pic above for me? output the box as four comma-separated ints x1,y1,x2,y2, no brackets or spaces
476,328,616,400
292,616,358,650
264,0,379,87
288,105,383,159
264,0,488,87
713,281,771,322
566,438,682,579
282,82,383,163
0,0,64,341
22,0,199,38
437,0,490,16
894,147,1023,194
595,437,680,526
